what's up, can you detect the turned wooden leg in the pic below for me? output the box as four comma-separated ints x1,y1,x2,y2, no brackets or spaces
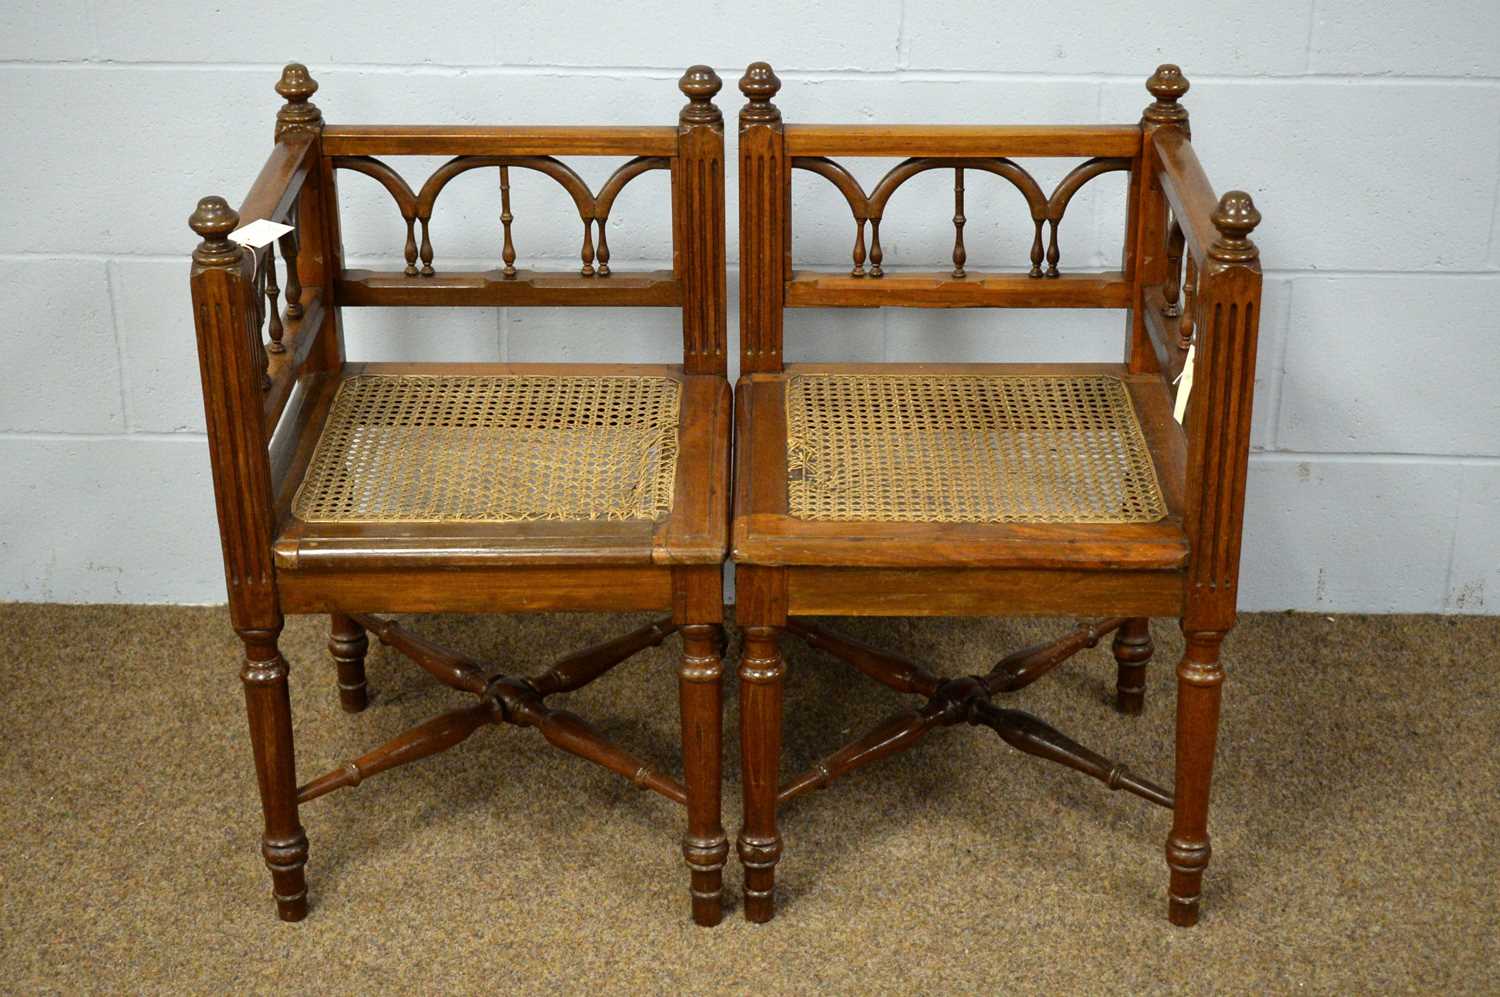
1166,629,1226,926
239,629,309,922
1112,617,1153,715
738,623,785,923
329,613,370,713
679,623,729,926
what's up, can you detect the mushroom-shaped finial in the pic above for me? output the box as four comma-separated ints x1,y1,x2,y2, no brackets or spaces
1209,191,1261,263
679,65,724,124
275,63,322,138
739,61,782,123
1144,64,1189,124
189,196,242,266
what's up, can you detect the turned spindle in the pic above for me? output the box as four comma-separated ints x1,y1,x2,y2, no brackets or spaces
499,166,517,278
1179,256,1197,349
952,167,967,278
1163,219,1184,318
262,244,283,352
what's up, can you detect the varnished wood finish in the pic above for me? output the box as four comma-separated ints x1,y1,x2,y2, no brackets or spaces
738,63,788,375
322,125,678,157
1112,617,1153,715
190,65,730,925
785,271,1130,309
731,63,1263,926
336,268,681,307
735,565,786,923
776,621,1173,809
674,565,728,925
785,123,1142,158
791,152,1129,287
297,614,690,807
328,613,369,712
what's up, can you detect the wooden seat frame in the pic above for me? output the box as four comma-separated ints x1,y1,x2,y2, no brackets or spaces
731,62,1263,926
188,64,731,925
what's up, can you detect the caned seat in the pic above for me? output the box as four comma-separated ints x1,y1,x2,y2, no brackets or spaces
273,364,729,572
296,373,681,524
733,363,1189,573
786,370,1167,525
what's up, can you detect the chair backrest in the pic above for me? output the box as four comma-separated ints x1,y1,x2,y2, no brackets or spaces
735,61,1255,391
193,65,727,445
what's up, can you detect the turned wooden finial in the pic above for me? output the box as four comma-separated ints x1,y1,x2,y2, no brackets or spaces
739,61,782,123
274,63,322,139
1209,191,1261,263
679,65,724,125
1144,64,1189,124
190,196,242,267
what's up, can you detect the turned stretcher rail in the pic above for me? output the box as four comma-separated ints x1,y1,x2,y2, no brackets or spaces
297,615,689,807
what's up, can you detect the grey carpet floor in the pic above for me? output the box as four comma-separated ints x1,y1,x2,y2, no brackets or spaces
1,604,1497,994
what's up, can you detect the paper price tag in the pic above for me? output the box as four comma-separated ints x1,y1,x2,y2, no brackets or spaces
1173,344,1195,424
228,218,293,249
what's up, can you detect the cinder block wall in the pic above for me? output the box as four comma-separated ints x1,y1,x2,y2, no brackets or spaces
2,1,1497,610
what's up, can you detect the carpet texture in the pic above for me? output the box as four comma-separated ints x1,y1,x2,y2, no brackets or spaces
2,604,1496,994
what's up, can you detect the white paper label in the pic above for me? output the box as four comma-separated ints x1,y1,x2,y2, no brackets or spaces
1173,344,1195,424
228,218,293,249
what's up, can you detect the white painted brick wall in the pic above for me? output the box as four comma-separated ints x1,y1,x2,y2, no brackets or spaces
1,1,1496,613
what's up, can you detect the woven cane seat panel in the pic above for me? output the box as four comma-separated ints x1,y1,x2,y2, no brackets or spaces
293,374,680,524
785,373,1167,525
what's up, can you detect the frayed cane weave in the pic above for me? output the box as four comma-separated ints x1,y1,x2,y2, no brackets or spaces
786,373,1168,524
293,374,680,523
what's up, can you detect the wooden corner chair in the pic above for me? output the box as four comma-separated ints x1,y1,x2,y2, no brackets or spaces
188,63,731,924
731,62,1263,926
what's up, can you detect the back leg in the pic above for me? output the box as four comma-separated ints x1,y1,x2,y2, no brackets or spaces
329,613,370,713
1112,617,1152,715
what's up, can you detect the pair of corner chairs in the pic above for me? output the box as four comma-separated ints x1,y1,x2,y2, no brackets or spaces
189,60,1262,929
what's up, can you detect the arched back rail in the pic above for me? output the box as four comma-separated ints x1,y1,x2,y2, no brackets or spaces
330,153,673,298
765,122,1139,310
792,155,1128,283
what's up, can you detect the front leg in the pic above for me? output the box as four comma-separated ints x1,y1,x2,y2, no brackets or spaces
738,623,785,923
679,623,729,926
239,628,309,921
1166,629,1226,926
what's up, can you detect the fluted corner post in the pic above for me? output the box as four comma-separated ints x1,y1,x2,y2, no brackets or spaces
1168,190,1262,927
190,196,307,921
675,66,728,377
274,62,345,376
736,565,787,923
329,613,370,713
1112,617,1153,715
1124,64,1191,374
674,564,729,926
738,61,788,376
